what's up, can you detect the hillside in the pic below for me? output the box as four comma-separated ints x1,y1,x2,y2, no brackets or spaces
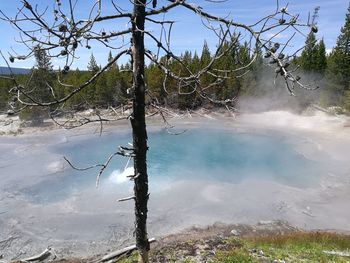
0,66,31,75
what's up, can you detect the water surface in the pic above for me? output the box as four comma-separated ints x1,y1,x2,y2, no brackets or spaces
24,128,322,203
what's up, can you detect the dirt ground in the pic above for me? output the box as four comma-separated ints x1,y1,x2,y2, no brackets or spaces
47,221,299,263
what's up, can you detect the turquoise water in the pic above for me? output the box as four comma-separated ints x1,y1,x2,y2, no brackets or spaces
24,128,322,203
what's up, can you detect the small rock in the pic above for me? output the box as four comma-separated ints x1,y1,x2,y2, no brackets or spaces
258,220,273,225
217,244,226,249
202,244,210,250
258,250,264,256
230,229,240,236
323,250,350,257
250,248,257,253
7,110,15,116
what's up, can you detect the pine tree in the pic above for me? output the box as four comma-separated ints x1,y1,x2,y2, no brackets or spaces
34,47,53,71
315,38,327,74
107,51,118,71
200,41,211,67
299,32,318,71
238,42,251,66
211,40,241,101
87,53,100,72
299,6,322,73
326,3,350,108
335,3,350,56
241,45,264,97
191,52,200,73
95,72,109,107
199,41,215,92
177,51,196,109
84,53,100,104
63,69,84,109
0,78,12,111
108,51,113,64
332,3,350,88
20,48,54,124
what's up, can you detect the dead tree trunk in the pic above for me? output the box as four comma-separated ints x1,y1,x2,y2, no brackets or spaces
130,1,149,263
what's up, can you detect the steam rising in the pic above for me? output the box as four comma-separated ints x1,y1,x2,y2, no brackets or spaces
237,67,326,113
109,167,134,184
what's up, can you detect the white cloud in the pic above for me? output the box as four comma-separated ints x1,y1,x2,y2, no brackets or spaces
265,33,288,39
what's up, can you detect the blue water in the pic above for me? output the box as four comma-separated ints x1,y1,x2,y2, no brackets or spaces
23,128,322,203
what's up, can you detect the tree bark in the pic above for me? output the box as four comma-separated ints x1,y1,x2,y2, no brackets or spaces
131,1,149,263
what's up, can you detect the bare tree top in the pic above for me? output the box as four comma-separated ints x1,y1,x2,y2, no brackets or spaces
0,0,318,111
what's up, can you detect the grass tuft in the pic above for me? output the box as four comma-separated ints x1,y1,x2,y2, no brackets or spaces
112,231,350,262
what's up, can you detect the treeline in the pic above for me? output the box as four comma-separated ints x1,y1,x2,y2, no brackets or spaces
296,4,350,111
0,41,266,115
321,4,350,110
0,4,349,118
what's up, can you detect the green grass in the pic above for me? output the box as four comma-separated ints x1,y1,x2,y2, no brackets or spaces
240,232,350,263
210,250,254,263
116,232,350,262
115,251,138,263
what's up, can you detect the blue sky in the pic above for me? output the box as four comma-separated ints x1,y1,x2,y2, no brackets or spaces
0,0,348,69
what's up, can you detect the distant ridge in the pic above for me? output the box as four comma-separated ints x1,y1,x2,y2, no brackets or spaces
0,66,31,75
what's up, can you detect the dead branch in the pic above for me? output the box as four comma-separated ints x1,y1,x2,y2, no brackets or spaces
19,247,55,262
323,250,350,258
118,196,135,202
98,238,156,262
64,150,121,188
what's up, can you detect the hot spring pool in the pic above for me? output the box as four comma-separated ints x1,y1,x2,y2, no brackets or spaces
23,128,323,204
1,115,350,259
